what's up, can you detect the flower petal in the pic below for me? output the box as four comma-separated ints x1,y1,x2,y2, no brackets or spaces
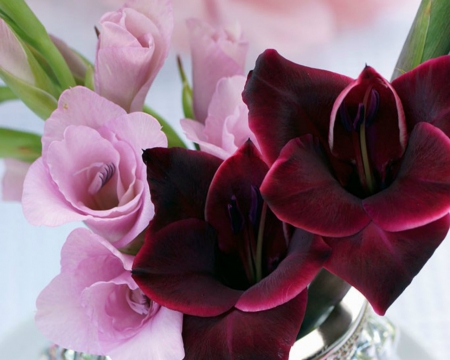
1,158,30,202
142,147,222,233
236,229,330,312
363,122,450,232
243,49,352,164
182,291,307,360
392,55,450,135
324,214,450,315
132,219,242,317
261,135,370,237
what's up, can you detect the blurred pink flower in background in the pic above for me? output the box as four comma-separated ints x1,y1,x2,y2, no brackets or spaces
95,0,173,112
1,159,31,201
187,19,248,123
22,87,167,247
36,228,184,360
101,0,408,60
181,75,259,159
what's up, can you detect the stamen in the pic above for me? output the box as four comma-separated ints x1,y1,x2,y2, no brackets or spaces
365,89,380,127
227,195,244,234
99,163,116,188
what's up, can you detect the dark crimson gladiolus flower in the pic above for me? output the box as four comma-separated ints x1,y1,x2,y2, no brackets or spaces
243,50,450,315
132,141,331,360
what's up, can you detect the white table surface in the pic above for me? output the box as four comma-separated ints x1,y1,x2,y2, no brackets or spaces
3,0,449,359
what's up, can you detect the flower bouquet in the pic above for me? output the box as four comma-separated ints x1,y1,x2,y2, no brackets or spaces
1,0,450,359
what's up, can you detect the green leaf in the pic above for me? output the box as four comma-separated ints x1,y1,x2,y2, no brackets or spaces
0,68,57,119
0,127,41,162
393,0,450,79
143,105,187,149
0,86,17,102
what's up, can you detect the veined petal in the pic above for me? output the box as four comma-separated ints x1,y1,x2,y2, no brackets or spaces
392,55,450,135
243,49,351,164
363,122,450,232
261,135,370,237
182,291,307,360
324,214,450,315
132,219,242,317
142,147,222,233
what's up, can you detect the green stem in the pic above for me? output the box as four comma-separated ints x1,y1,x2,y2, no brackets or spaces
142,105,187,148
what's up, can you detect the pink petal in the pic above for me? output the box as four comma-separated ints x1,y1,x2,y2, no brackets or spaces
43,87,126,153
363,122,450,232
1,158,30,202
107,306,184,360
261,135,370,237
22,158,86,226
187,19,248,123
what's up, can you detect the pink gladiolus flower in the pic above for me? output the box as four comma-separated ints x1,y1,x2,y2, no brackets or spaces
95,0,173,112
243,50,450,315
1,158,31,202
187,19,248,123
181,75,259,159
36,228,184,360
22,86,167,247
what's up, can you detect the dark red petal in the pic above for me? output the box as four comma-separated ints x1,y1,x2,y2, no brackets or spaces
324,214,450,315
205,140,271,253
236,229,330,312
261,135,370,237
392,55,450,135
329,66,407,182
183,291,308,360
142,147,222,233
363,122,450,231
205,141,287,284
243,49,352,164
132,219,242,316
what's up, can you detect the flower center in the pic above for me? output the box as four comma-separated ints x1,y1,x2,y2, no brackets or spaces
339,88,379,195
226,185,267,284
126,288,151,316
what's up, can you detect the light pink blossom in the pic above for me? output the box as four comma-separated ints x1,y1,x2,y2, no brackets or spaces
95,0,173,112
22,86,167,247
187,19,248,123
181,75,258,159
1,158,31,202
36,228,184,360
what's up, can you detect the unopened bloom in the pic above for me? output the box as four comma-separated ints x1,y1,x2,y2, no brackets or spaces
95,0,173,112
181,75,259,159
243,50,450,314
22,86,167,247
132,141,330,359
36,228,184,360
187,19,248,123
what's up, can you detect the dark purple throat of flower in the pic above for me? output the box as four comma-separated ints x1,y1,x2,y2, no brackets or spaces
328,65,407,198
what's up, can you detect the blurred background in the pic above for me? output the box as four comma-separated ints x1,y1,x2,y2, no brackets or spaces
2,0,448,359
